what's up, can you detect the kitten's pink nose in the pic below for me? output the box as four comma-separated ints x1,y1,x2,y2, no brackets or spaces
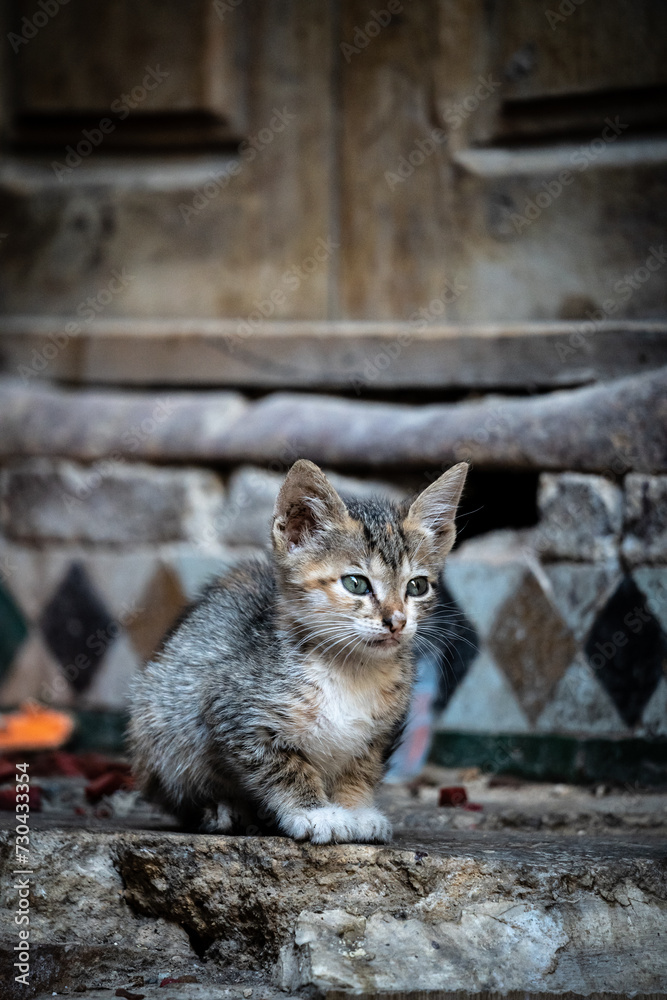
383,611,407,633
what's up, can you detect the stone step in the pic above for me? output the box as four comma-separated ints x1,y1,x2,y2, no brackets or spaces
1,817,666,998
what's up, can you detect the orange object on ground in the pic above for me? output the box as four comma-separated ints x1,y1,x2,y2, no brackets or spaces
0,703,75,752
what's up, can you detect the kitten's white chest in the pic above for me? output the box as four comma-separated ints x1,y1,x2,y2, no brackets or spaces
295,660,386,773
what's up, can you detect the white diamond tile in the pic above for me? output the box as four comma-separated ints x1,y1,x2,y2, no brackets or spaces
435,652,531,734
536,657,628,736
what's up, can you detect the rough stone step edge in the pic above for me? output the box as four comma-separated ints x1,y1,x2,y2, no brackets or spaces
1,829,666,997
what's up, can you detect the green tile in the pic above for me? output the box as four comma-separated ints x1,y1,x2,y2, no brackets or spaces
431,731,667,786
0,580,29,682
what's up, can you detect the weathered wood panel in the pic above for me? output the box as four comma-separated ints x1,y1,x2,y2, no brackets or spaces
0,1,335,320
1,318,665,389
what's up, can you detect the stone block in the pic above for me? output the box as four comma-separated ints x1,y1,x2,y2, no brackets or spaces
1,827,665,997
0,458,224,545
217,464,404,548
623,474,667,565
536,472,623,561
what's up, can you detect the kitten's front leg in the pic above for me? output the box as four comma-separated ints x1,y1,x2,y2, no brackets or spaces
332,753,393,844
252,746,358,844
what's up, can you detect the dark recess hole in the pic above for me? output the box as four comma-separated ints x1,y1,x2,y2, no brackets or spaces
454,469,539,545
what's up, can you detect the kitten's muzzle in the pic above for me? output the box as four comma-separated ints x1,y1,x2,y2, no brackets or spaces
382,611,407,634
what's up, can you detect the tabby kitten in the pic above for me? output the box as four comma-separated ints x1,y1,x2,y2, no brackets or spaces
129,459,467,844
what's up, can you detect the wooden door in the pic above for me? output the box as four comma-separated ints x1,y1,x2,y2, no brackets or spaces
0,0,665,360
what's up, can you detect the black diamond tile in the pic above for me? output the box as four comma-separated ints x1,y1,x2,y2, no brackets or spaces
585,575,667,727
419,581,479,711
39,562,117,693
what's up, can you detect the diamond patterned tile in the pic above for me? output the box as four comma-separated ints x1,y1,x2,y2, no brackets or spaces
536,657,627,736
86,551,159,621
126,562,188,663
487,570,578,724
430,581,479,710
39,562,117,694
167,551,236,601
436,652,531,734
0,634,73,708
0,541,80,623
633,567,667,635
584,575,667,727
637,677,667,738
544,561,622,644
80,633,142,710
444,555,526,641
0,577,29,685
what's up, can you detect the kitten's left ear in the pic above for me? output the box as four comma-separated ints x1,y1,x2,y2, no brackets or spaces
405,462,468,558
273,459,348,553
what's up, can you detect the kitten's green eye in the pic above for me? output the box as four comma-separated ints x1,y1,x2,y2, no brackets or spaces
406,577,429,597
341,574,371,595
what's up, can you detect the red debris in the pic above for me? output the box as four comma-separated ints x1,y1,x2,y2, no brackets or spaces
85,770,134,804
78,752,132,780
29,750,85,777
464,802,484,812
438,786,467,807
0,785,42,811
0,758,16,783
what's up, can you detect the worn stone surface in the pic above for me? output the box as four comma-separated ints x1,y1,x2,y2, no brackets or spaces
623,473,667,565
0,459,225,545
1,368,666,472
536,473,623,561
1,811,666,999
219,465,405,548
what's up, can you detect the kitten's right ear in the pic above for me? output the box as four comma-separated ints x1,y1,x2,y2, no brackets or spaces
272,459,348,553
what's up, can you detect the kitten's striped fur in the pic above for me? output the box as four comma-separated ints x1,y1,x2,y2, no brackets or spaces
129,459,467,844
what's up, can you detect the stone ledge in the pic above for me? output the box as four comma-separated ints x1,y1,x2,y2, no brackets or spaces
1,824,665,999
1,368,666,472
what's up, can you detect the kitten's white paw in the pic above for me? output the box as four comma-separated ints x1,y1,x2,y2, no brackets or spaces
351,807,392,843
281,804,357,844
200,802,233,833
